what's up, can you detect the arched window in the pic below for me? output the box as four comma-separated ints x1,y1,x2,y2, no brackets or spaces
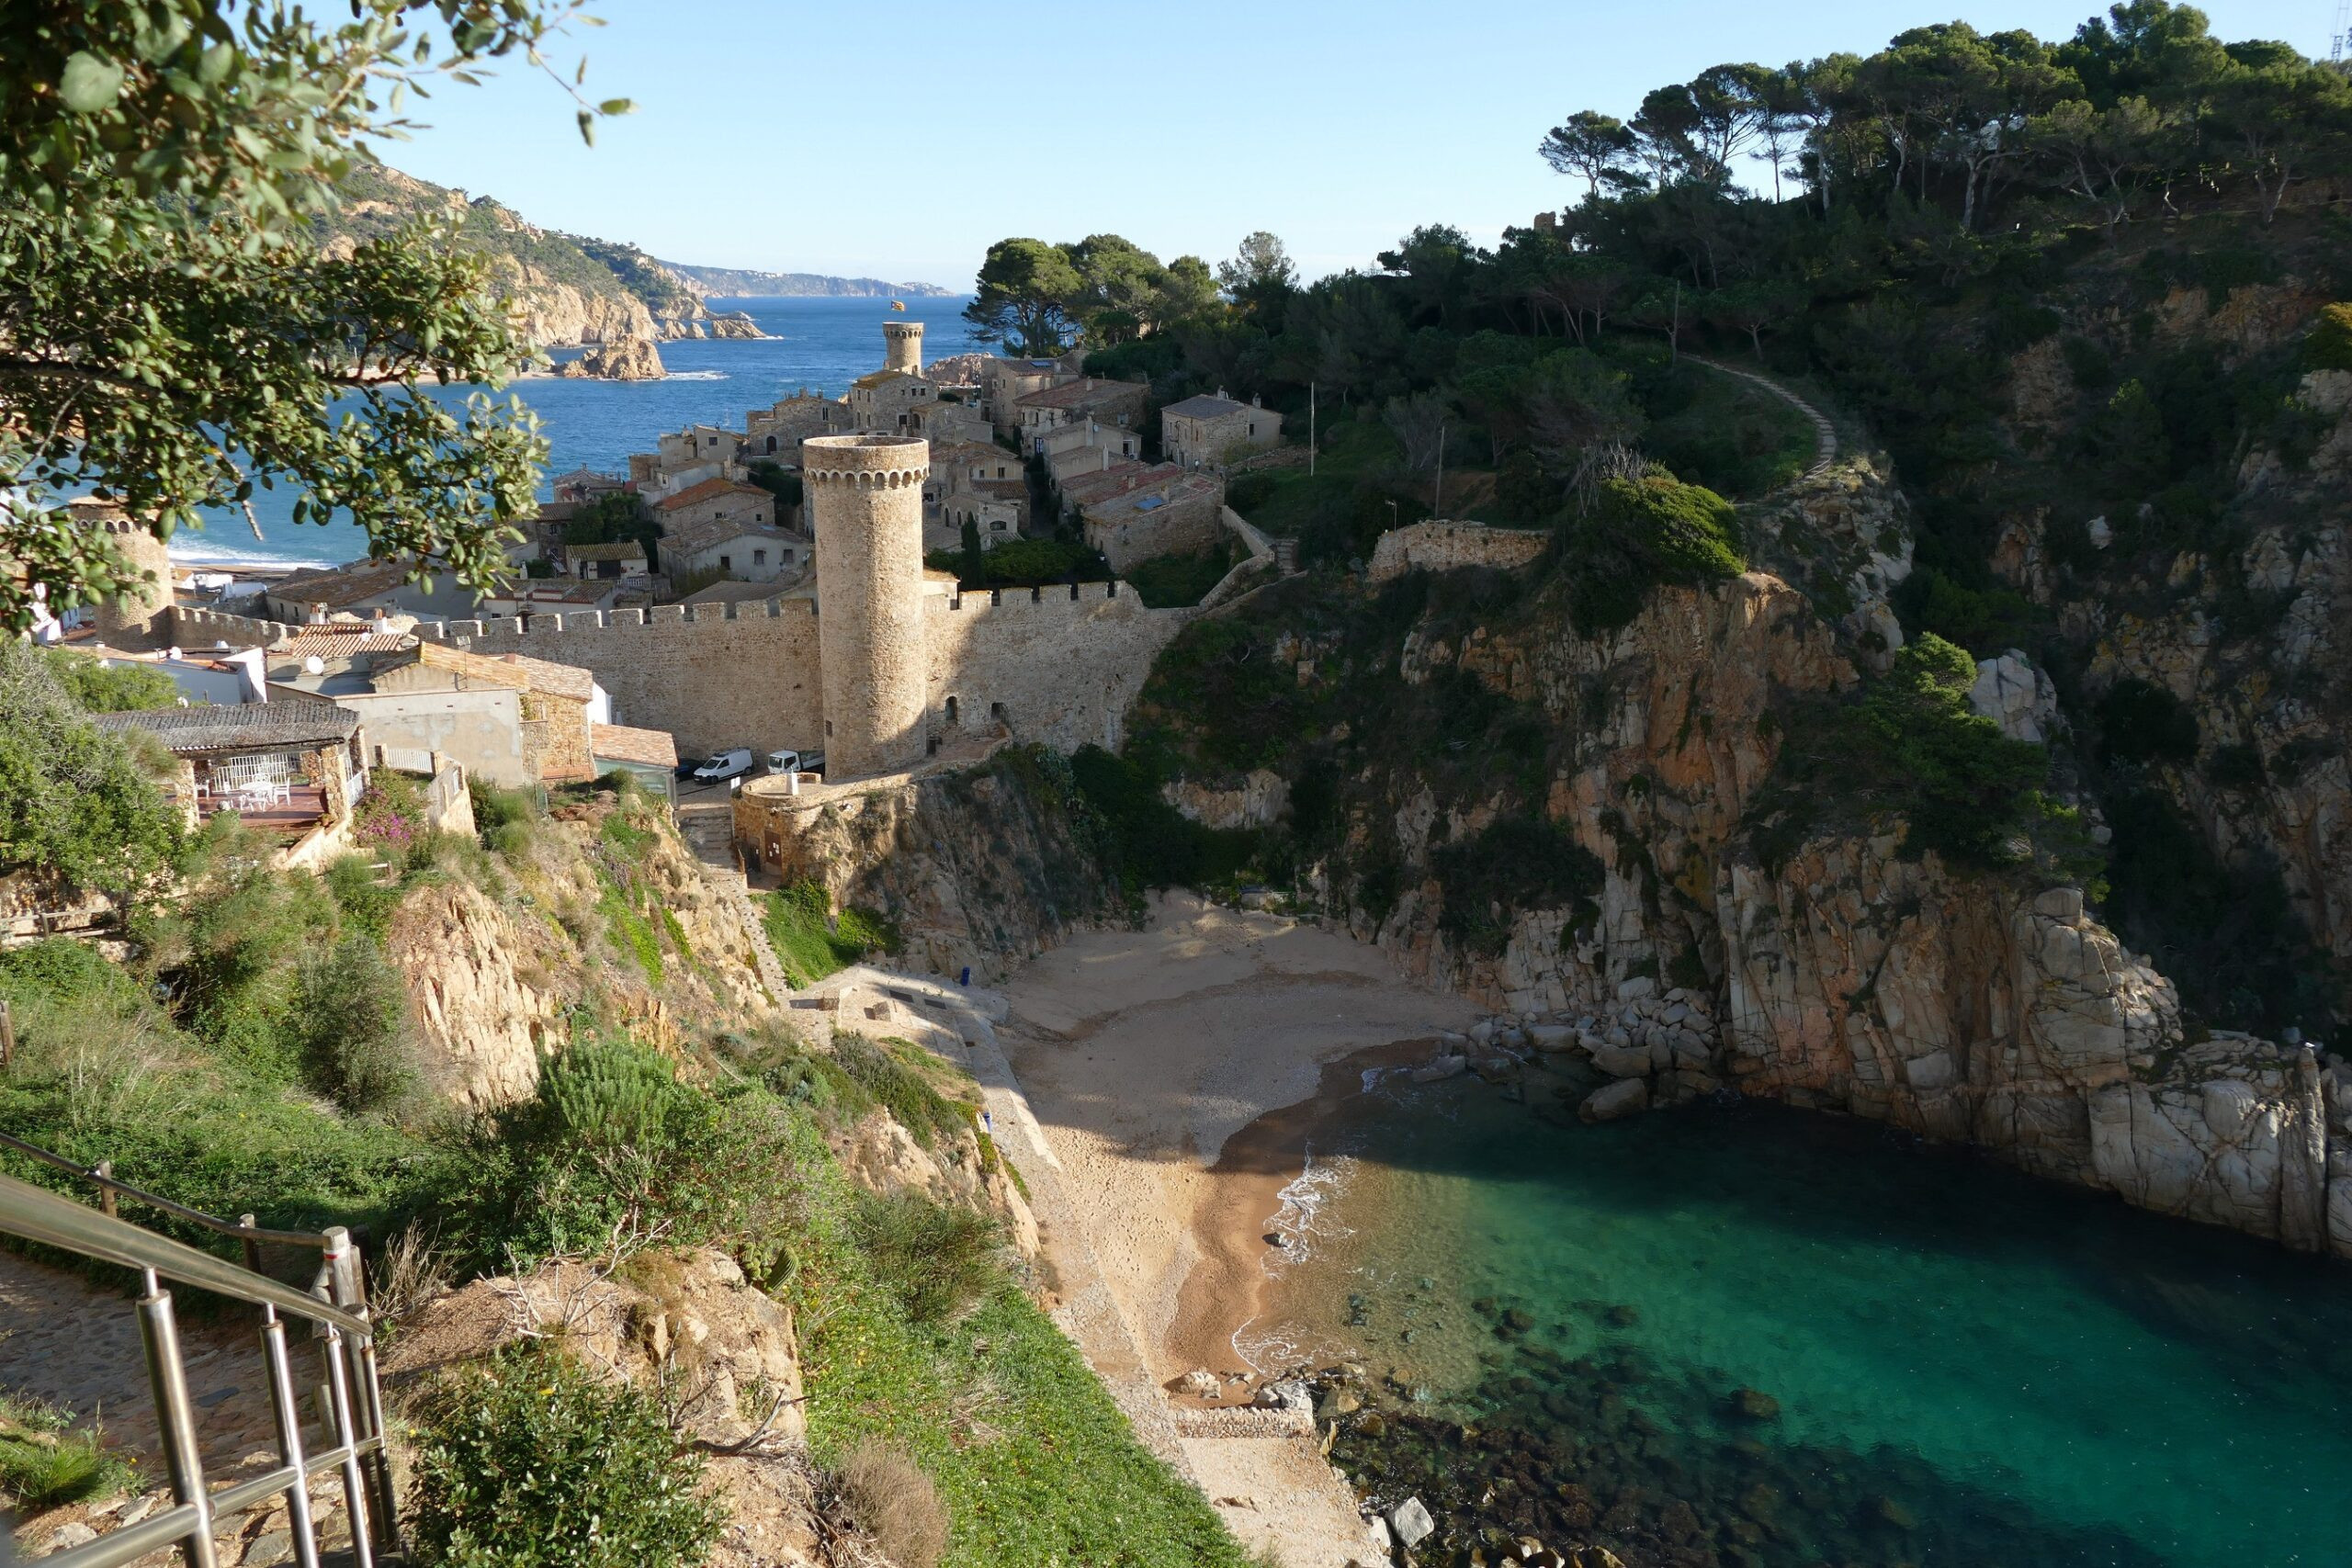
944,695,958,727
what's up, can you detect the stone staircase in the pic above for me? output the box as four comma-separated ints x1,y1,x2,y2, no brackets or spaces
1684,355,1840,480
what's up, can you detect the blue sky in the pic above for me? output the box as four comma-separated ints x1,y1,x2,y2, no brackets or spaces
382,0,2338,289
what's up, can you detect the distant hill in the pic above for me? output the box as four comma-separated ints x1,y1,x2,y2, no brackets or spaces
660,262,957,299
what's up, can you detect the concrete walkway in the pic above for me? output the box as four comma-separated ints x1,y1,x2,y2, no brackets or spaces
1684,354,1840,480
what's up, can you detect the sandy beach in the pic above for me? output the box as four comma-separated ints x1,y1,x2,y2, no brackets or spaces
999,891,1479,1566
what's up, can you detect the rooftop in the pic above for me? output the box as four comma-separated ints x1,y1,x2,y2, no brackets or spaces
655,477,772,513
1161,393,1254,422
271,626,417,660
1015,377,1146,411
681,578,793,606
851,369,929,391
1083,472,1221,519
662,514,799,558
564,541,649,560
273,558,417,610
96,700,359,754
589,722,678,770
412,642,598,703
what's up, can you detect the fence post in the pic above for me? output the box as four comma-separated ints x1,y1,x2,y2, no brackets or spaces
138,1269,219,1568
0,998,13,1070
96,1159,116,1219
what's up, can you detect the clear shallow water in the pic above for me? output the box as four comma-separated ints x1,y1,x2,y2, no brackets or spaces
172,295,977,568
1258,1078,2352,1567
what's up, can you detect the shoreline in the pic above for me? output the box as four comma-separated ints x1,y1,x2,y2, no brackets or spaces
1169,1039,1431,1382
996,892,1477,1567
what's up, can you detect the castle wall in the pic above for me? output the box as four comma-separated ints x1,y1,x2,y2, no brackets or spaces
1366,520,1550,584
418,603,824,761
924,581,1187,754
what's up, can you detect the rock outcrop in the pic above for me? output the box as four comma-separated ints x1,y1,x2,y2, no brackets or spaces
1348,558,2352,1258
558,333,665,380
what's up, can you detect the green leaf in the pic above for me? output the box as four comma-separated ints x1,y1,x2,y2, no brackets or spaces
59,52,126,114
575,109,594,146
596,98,635,116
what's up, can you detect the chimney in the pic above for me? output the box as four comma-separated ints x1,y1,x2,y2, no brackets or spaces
311,602,329,625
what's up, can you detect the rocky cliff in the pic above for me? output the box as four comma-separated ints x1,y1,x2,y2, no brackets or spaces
385,787,775,1107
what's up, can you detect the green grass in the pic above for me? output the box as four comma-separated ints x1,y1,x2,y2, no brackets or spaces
0,1393,136,1516
779,1113,1252,1568
1123,541,1235,608
761,880,899,988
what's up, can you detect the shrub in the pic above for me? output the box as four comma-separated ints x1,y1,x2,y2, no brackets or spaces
2097,677,2199,764
451,1038,799,1272
1561,474,1745,636
292,936,416,1116
848,1190,998,1326
40,649,178,714
0,1393,136,1516
1431,816,1606,956
325,854,401,942
469,778,538,839
832,1439,948,1568
2304,302,2352,372
1125,541,1235,609
354,771,428,856
409,1346,723,1568
832,1034,967,1149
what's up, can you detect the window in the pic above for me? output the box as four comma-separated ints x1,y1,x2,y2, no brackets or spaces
707,435,718,446
752,548,767,566
718,555,732,572
944,695,958,726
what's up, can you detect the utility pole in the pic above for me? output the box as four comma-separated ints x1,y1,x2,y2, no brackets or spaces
1309,382,1317,478
2336,0,2350,64
1434,422,1446,522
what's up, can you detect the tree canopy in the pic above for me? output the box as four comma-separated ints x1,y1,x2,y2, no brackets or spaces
962,233,1225,355
0,2,632,630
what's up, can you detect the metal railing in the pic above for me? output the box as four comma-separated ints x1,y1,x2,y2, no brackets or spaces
0,1135,401,1568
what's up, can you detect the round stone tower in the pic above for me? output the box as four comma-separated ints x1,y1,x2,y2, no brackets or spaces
882,319,924,378
805,434,931,780
74,498,173,649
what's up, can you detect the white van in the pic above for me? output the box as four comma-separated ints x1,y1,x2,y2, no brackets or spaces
692,748,754,783
764,749,824,777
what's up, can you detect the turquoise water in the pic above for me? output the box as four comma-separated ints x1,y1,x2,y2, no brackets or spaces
173,295,977,568
1261,1079,2352,1566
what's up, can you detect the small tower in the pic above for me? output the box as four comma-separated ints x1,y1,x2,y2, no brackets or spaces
805,434,931,780
882,319,924,378
72,498,173,649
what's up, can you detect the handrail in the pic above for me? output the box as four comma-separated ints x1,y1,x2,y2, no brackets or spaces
0,1168,399,1568
0,1129,338,1250
0,1171,368,1336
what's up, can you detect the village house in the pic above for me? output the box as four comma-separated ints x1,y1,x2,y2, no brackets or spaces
561,539,651,581
97,700,369,863
588,721,680,804
1161,389,1284,468
845,368,937,434
654,477,775,536
266,558,476,625
365,642,611,785
661,513,806,587
1080,469,1226,572
548,466,629,504
746,390,856,457
483,579,627,618
1013,377,1149,445
981,357,1075,432
905,397,992,449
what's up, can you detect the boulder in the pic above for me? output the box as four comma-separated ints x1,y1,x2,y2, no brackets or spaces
1410,1055,1468,1083
1589,1044,1652,1078
1527,1024,1578,1053
1176,1369,1223,1399
1580,1078,1651,1122
1387,1496,1437,1549
1616,976,1657,1002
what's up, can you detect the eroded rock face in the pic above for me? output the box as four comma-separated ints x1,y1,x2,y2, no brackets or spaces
1356,566,2352,1258
1164,769,1290,831
386,880,563,1109
751,762,1114,985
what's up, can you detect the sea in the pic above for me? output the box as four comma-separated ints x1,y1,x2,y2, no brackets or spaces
1250,1076,2352,1567
168,295,978,570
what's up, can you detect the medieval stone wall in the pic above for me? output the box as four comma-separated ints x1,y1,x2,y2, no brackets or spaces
925,581,1187,754
1366,521,1550,584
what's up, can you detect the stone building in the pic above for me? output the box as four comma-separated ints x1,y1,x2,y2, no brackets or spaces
1162,389,1284,468
883,320,923,377
846,368,937,434
747,391,855,457
370,641,612,784
982,357,1075,432
654,477,775,538
906,397,992,449
71,498,174,649
807,434,933,778
662,514,806,585
1080,470,1226,572
1013,377,1148,445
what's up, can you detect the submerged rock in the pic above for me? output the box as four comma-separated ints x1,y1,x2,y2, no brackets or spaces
1579,1078,1650,1122
1387,1495,1436,1548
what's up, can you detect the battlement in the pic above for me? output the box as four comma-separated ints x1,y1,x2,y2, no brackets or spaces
172,604,301,649
802,434,929,487
418,595,815,643
936,579,1157,618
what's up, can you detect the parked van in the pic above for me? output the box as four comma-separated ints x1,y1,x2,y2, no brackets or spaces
692,748,754,783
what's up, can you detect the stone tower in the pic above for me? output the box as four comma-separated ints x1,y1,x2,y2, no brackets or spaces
882,319,924,377
74,498,173,649
805,434,931,780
